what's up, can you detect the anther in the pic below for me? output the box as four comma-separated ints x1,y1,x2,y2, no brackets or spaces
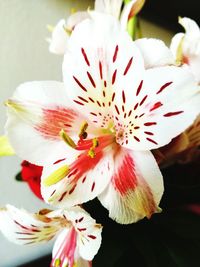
78,121,88,139
59,129,76,148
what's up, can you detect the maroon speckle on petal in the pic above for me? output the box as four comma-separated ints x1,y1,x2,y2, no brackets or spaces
144,122,157,126
87,72,96,88
136,80,143,96
81,48,90,66
124,57,133,75
99,61,103,79
146,137,158,145
122,90,126,104
113,45,119,63
163,111,183,117
88,235,96,240
73,76,87,92
156,81,173,94
112,69,117,85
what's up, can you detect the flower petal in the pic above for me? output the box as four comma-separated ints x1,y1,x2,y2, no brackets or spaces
99,148,163,224
113,66,200,150
66,11,90,31
63,12,144,129
64,206,102,261
179,17,200,38
94,0,123,18
41,147,114,208
49,19,69,55
135,38,175,68
5,81,85,165
51,228,76,267
120,0,145,30
0,205,61,245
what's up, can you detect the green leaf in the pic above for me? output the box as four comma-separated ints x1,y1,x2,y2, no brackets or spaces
0,135,15,156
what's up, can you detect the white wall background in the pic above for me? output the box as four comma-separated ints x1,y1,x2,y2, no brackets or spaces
0,1,173,266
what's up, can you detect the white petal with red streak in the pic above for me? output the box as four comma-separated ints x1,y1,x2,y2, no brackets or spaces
99,148,164,224
0,205,61,245
63,206,102,261
41,148,114,208
63,12,144,129
114,66,200,150
5,81,86,165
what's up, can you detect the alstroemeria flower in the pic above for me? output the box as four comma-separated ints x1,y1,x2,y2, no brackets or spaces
5,14,200,224
170,17,200,84
0,205,101,267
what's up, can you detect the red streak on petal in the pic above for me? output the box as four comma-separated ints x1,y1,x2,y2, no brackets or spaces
77,228,86,232
35,107,78,140
90,112,97,116
81,48,90,66
73,100,84,106
53,159,66,165
112,152,137,195
87,72,96,88
144,122,157,126
150,102,163,112
134,136,140,142
134,103,138,110
115,105,120,115
128,110,132,117
136,80,143,96
112,69,117,85
69,184,77,195
91,182,95,192
113,45,119,63
146,137,158,145
123,57,133,75
73,76,87,92
163,111,183,117
144,131,154,135
87,235,96,240
112,92,115,102
156,81,173,94
58,191,67,202
99,61,103,79
78,96,88,103
140,95,148,106
104,80,107,87
122,90,126,104
97,100,101,107
88,97,95,103
78,217,84,222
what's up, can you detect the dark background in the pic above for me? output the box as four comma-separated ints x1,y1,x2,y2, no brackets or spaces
141,0,200,32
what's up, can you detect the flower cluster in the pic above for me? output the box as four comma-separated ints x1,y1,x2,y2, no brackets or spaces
0,1,200,266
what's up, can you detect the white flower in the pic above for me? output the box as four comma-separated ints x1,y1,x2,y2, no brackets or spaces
0,205,102,267
5,14,200,224
170,17,200,83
